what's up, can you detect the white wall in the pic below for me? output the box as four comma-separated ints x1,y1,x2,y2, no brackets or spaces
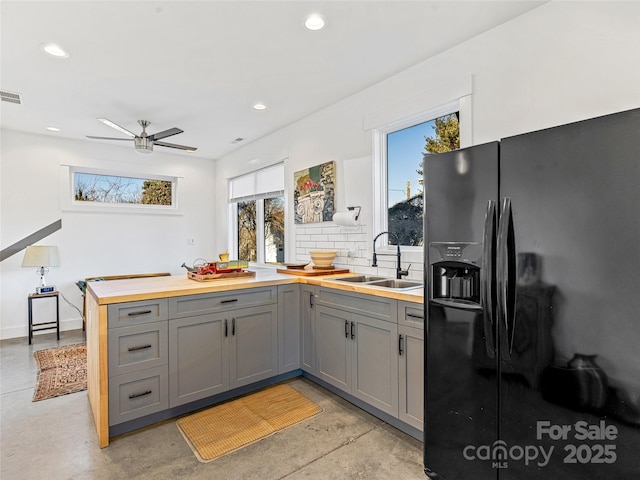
215,1,640,389
0,131,216,339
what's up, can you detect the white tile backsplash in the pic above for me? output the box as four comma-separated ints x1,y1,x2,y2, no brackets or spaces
294,221,424,281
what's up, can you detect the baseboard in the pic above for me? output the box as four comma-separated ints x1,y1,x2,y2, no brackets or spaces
0,318,84,341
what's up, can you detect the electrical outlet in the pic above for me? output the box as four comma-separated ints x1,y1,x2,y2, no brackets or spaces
187,237,196,245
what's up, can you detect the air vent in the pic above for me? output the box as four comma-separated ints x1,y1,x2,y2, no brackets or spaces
0,90,23,105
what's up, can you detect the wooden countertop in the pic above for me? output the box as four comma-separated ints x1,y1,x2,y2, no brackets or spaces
87,268,424,305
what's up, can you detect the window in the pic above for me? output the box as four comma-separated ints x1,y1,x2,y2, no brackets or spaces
74,172,174,206
229,164,285,264
61,165,181,214
374,100,465,248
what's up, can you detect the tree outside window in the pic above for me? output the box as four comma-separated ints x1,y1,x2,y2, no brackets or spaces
74,172,174,206
386,113,459,246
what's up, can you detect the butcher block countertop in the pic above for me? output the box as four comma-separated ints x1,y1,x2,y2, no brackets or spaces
87,268,424,304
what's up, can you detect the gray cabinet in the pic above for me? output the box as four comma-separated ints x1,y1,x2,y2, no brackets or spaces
300,285,318,374
398,301,424,431
277,285,300,374
315,289,399,417
168,288,278,407
316,305,351,391
107,299,169,426
229,304,278,389
168,313,228,407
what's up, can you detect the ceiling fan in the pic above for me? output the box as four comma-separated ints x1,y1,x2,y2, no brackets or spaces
86,118,197,154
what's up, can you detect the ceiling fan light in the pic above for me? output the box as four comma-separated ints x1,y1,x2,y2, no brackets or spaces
134,137,153,154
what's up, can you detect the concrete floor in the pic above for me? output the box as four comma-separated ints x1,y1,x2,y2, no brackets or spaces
0,330,426,480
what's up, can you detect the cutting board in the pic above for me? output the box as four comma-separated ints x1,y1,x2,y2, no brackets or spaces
187,270,256,282
277,268,350,276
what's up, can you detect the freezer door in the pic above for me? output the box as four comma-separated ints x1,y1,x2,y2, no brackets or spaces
424,142,500,479
498,108,640,478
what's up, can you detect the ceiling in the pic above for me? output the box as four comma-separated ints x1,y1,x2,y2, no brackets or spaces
1,1,544,160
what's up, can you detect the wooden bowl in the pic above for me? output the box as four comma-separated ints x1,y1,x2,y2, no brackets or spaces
310,250,337,267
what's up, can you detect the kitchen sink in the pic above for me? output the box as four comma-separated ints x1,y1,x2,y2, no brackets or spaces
333,276,423,290
367,279,423,290
333,275,388,283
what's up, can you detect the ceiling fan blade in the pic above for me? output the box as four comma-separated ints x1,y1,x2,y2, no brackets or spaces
154,141,198,152
97,118,136,137
149,127,183,141
86,135,132,141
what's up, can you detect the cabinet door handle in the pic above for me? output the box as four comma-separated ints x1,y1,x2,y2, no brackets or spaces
128,344,152,352
399,334,404,355
350,321,355,340
345,320,349,338
220,299,238,304
128,390,152,399
232,318,236,336
127,310,152,317
309,292,315,308
224,319,228,337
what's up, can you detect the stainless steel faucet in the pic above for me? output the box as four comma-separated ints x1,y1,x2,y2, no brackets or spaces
372,231,410,280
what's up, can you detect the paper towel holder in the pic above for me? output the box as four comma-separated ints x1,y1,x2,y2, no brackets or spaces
347,206,361,221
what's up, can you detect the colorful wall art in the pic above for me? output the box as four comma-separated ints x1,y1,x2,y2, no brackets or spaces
294,161,335,224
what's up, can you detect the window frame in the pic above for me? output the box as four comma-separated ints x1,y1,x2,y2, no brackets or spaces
227,163,285,266
372,97,471,251
60,165,182,215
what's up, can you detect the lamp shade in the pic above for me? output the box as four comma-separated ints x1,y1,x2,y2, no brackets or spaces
21,246,60,267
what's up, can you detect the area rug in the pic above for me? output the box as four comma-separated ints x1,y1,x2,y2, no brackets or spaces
177,383,323,462
32,343,87,402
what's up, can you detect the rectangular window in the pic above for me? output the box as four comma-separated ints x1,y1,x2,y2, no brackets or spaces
229,163,285,265
74,172,174,206
386,112,459,247
264,196,285,263
61,165,181,215
237,200,257,262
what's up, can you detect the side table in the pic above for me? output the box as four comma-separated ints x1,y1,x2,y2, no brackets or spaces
28,292,60,344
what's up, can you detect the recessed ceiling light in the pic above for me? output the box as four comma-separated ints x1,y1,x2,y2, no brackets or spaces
252,103,267,111
305,14,325,31
46,126,60,132
40,43,70,58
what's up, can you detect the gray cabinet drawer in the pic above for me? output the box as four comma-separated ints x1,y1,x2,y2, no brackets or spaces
108,299,168,328
108,366,168,426
169,287,277,318
398,301,424,329
317,288,397,323
108,321,168,377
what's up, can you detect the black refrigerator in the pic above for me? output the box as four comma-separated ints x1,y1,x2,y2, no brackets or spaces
422,108,640,479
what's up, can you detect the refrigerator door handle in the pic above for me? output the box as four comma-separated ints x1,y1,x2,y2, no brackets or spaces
497,197,517,361
481,200,496,359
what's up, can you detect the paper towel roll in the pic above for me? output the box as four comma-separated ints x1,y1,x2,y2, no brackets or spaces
333,211,359,226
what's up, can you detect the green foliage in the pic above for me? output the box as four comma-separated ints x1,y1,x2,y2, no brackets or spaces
417,113,460,179
141,180,172,205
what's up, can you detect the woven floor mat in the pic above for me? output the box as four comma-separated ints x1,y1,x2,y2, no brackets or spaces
176,383,323,462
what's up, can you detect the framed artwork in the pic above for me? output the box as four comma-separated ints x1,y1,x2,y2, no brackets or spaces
294,161,335,224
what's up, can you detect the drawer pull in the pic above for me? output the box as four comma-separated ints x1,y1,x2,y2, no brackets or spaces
345,320,349,338
350,321,355,340
232,318,236,336
406,313,424,320
399,334,404,355
220,299,239,304
128,344,152,352
128,390,152,399
128,310,153,317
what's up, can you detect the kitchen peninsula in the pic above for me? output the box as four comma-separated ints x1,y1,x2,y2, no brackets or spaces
85,269,423,447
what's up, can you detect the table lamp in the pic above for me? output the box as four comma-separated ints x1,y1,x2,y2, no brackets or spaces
22,245,60,293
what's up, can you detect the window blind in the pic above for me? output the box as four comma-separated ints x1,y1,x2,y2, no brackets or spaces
229,163,284,203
